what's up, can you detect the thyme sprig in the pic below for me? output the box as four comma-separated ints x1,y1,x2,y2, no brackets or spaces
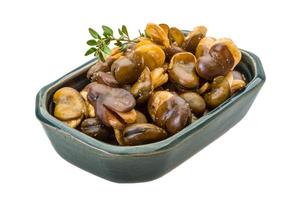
85,25,143,61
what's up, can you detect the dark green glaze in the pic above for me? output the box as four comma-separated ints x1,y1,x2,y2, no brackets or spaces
35,50,265,183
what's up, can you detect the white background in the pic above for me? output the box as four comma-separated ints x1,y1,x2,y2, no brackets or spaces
0,0,299,199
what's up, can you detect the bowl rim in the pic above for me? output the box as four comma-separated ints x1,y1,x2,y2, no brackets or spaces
36,49,265,156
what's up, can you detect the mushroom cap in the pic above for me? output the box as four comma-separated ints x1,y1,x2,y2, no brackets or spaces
145,23,170,48
168,52,199,89
147,91,174,121
53,87,87,121
122,123,168,145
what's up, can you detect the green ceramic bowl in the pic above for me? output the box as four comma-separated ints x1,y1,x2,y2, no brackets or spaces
35,50,265,183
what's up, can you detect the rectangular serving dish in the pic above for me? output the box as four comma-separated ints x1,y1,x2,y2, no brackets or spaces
36,50,265,183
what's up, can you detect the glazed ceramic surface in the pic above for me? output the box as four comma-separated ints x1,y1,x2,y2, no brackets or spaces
36,50,265,183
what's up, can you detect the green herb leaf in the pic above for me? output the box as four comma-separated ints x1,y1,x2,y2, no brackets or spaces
98,51,105,61
102,44,112,55
88,28,100,39
118,28,124,36
104,38,111,45
85,47,97,56
102,25,113,36
120,44,128,52
86,25,140,61
122,25,128,36
87,39,97,46
103,32,109,38
114,40,122,47
119,35,125,40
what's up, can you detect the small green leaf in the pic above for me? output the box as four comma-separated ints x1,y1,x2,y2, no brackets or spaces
103,32,109,38
102,44,112,55
119,35,125,40
85,47,97,56
120,44,128,52
89,28,100,39
87,39,97,46
98,51,105,61
122,25,128,36
118,28,124,36
104,38,111,45
114,40,122,47
102,25,113,36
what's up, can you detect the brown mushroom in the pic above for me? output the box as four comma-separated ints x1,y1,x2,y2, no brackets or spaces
169,27,185,47
94,103,125,130
90,71,119,87
111,56,141,85
168,52,199,89
53,87,87,128
87,83,136,113
182,26,207,53
148,91,191,135
155,95,191,135
159,23,170,35
195,37,216,58
80,118,113,141
203,76,231,108
87,83,136,129
124,123,168,145
195,38,241,81
147,91,174,121
165,45,185,61
87,48,123,80
180,92,206,116
145,23,170,48
130,67,153,103
231,80,246,94
150,67,168,89
87,60,110,80
132,43,166,71
225,71,247,93
113,123,168,146
114,109,137,124
214,38,241,68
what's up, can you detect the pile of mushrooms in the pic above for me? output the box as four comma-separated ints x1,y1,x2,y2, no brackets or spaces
52,23,247,146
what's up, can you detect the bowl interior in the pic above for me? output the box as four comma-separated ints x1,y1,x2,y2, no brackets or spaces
47,53,255,117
